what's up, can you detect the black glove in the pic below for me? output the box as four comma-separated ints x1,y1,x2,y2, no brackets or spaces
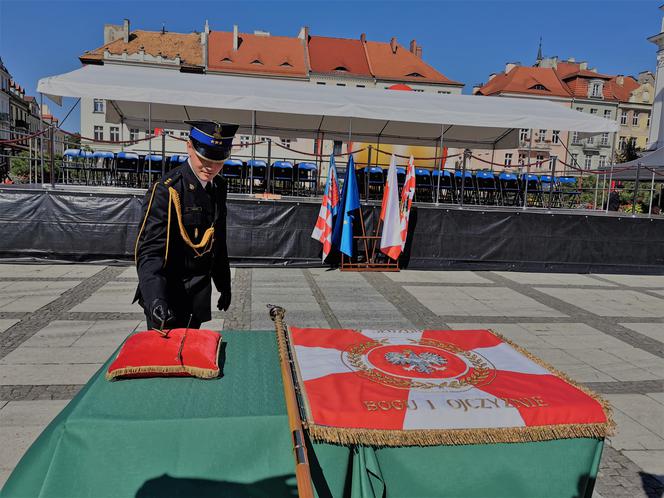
217,289,232,311
149,298,175,328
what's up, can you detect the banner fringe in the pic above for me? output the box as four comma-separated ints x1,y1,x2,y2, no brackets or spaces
106,364,219,380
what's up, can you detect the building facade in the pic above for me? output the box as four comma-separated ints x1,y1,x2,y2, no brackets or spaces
0,57,10,141
78,20,463,174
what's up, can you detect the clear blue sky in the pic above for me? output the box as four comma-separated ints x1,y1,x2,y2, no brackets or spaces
0,0,660,133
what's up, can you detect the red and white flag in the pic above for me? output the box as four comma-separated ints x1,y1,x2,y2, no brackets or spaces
311,157,340,261
380,155,402,260
399,155,416,249
285,326,611,445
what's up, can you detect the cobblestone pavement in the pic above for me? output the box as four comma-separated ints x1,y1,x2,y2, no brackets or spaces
0,264,662,497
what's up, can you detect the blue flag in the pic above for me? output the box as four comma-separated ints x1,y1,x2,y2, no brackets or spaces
331,155,360,257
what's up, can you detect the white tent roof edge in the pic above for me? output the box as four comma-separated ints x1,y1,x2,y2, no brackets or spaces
38,63,619,149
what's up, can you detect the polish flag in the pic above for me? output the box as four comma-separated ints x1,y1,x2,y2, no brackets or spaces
380,155,402,260
311,158,340,261
400,155,416,249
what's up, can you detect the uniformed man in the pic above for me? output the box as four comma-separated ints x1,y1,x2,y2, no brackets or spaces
134,120,239,330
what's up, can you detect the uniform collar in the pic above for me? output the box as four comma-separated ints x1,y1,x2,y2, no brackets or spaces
188,162,209,189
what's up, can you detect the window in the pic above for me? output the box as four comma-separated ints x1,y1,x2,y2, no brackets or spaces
571,131,580,144
647,114,651,127
413,89,425,92
576,107,583,113
93,99,104,113
356,84,365,88
584,155,592,169
518,153,527,165
586,134,594,145
599,155,606,167
536,154,544,166
164,130,174,136
590,108,597,115
552,130,560,144
537,129,546,142
280,137,291,148
333,140,342,156
604,109,611,119
632,113,639,126
129,128,139,141
571,153,578,166
618,136,627,151
336,83,346,87
316,82,326,85
531,84,547,91
601,132,609,146
240,135,249,147
620,111,627,125
179,131,189,139
519,128,529,142
504,153,512,166
590,82,603,98
110,126,119,142
94,125,103,141
438,91,451,94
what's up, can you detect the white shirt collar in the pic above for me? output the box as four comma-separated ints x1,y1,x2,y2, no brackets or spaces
189,162,208,189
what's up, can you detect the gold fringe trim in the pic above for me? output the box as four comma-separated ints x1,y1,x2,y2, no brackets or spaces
306,421,612,448
167,186,215,256
488,329,615,437
275,325,615,447
134,182,159,265
106,364,219,381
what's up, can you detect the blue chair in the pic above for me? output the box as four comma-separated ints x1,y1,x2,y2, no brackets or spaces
363,166,385,200
61,149,87,184
222,158,243,192
475,170,498,205
559,177,581,208
271,161,294,195
245,159,267,193
90,151,114,186
296,162,318,197
115,152,140,187
432,169,454,203
415,168,433,202
498,172,520,206
141,154,163,187
168,154,188,171
521,173,543,207
454,170,476,204
396,167,406,190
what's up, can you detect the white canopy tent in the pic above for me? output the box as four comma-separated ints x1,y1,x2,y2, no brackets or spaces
38,63,618,149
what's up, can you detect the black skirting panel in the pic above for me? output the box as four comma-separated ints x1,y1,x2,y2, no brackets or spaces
0,187,662,274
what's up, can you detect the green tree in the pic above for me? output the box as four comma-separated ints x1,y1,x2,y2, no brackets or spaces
615,138,640,163
9,151,30,182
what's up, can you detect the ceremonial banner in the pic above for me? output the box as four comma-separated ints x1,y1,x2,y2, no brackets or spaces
285,327,613,446
379,154,402,261
311,156,340,261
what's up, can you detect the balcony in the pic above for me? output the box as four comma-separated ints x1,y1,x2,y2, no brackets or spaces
519,139,552,152
582,141,599,153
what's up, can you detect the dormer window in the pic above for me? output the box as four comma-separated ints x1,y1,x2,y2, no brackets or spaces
530,84,548,91
589,80,603,98
280,61,293,67
406,72,424,77
220,57,232,63
334,66,348,72
251,59,263,65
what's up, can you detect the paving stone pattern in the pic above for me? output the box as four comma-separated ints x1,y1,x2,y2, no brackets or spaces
0,264,662,497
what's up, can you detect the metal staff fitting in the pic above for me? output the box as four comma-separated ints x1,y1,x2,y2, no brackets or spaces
268,305,314,498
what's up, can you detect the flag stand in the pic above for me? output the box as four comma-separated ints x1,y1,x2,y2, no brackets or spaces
340,204,399,272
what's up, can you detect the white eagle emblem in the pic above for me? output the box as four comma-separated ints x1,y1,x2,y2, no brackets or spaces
385,349,447,374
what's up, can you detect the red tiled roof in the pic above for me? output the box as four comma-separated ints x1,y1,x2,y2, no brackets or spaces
80,30,203,67
208,31,307,77
307,36,371,76
555,61,611,80
478,66,571,97
606,76,640,102
363,40,463,86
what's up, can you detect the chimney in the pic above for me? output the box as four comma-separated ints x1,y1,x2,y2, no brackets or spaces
579,62,588,70
390,37,398,54
616,75,624,86
103,23,124,44
410,39,417,54
360,33,366,43
472,84,483,95
298,26,310,40
233,24,239,51
567,57,576,63
505,62,519,73
488,73,497,81
201,20,210,70
123,19,130,43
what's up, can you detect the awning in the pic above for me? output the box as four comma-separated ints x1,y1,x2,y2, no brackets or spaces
38,63,618,150
600,146,664,181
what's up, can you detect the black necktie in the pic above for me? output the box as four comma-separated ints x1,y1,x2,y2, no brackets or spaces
205,182,213,196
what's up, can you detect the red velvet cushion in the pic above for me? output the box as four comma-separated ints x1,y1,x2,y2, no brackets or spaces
106,329,222,380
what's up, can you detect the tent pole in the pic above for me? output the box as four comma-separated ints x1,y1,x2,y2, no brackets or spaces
250,110,256,195
148,103,152,187
549,155,557,209
599,172,607,211
39,93,44,184
161,130,166,178
593,173,600,210
435,124,443,206
460,149,469,207
632,161,642,215
28,135,32,184
648,170,655,217
523,130,533,209
605,163,614,214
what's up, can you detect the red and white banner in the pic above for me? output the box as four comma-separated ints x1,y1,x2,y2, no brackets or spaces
400,156,416,250
311,159,340,261
380,154,402,260
286,327,611,446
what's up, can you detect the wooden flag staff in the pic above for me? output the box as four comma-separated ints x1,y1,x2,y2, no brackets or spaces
268,305,315,498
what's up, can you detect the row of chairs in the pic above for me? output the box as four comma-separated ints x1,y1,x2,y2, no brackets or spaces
60,149,320,195
357,166,581,208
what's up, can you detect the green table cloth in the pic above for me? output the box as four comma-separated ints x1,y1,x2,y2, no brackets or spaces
1,331,603,498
